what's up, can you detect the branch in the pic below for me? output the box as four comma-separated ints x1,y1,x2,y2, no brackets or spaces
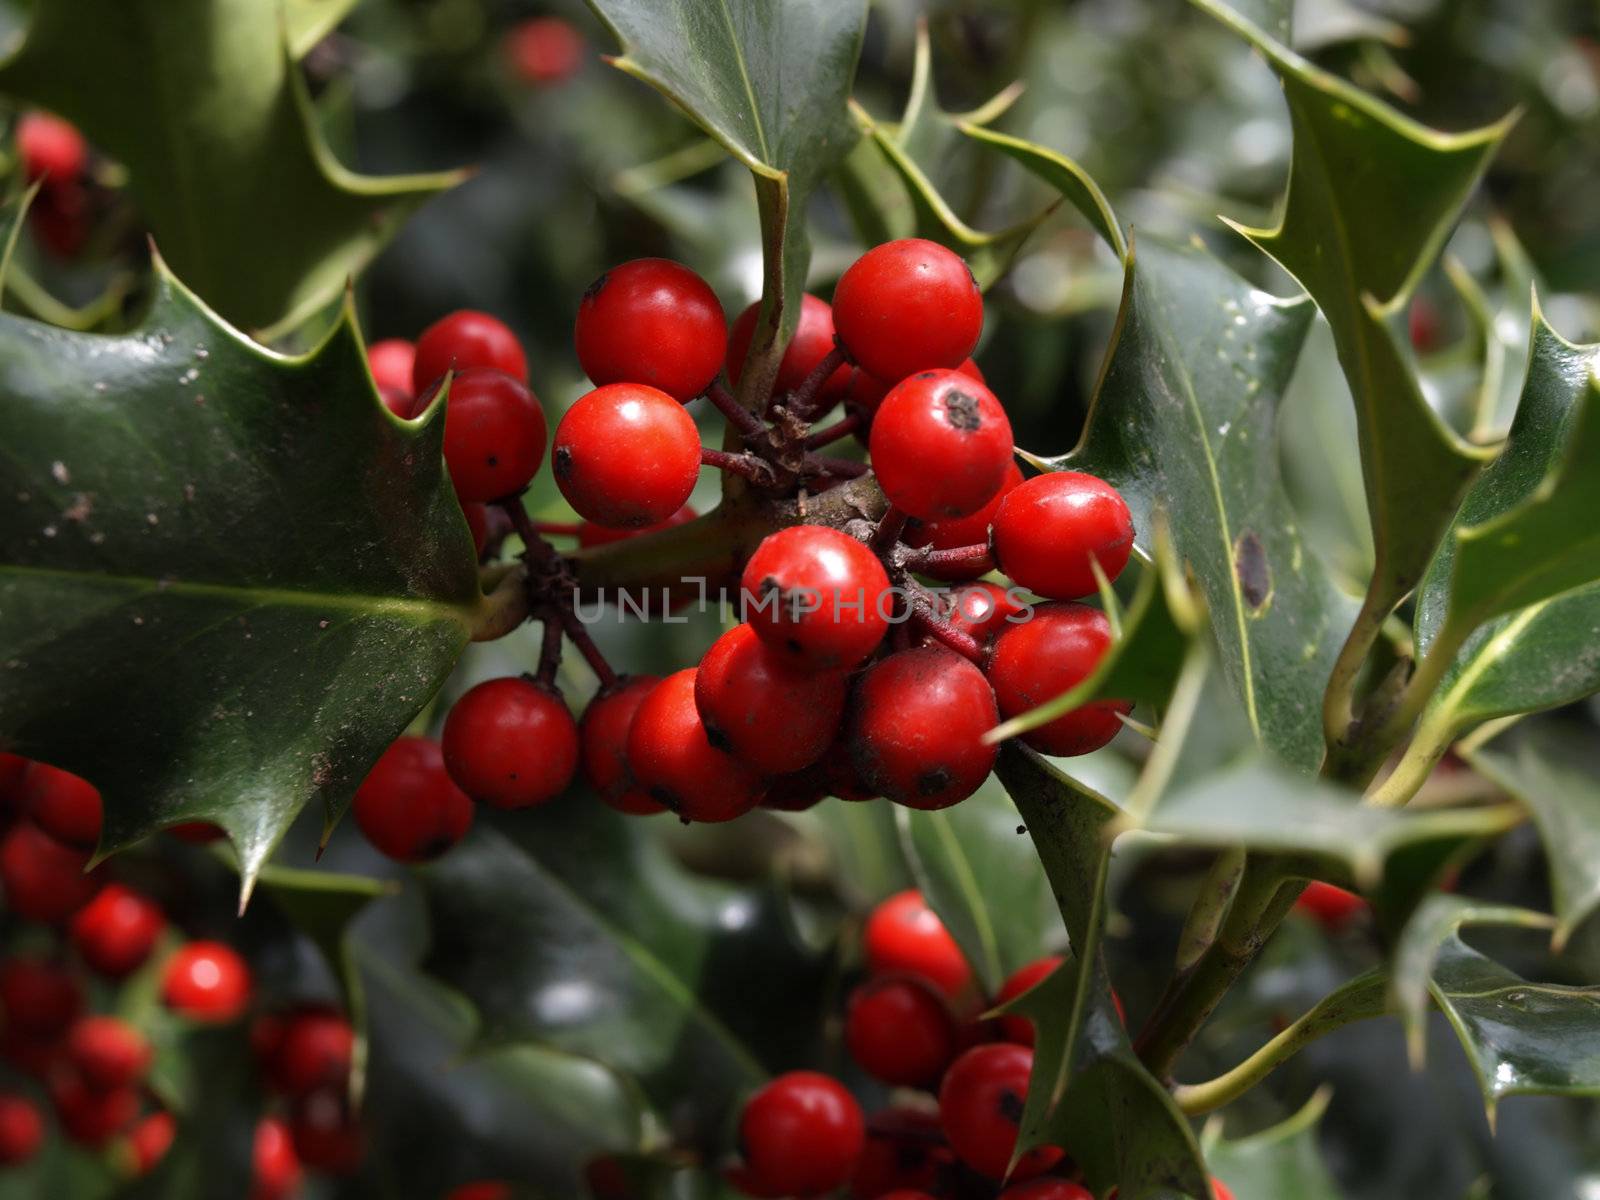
704,380,767,441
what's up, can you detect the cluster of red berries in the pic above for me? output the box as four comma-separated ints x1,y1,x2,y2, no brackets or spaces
725,889,1232,1200
13,110,96,257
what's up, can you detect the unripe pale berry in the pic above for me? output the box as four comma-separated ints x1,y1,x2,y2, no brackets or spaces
553,383,701,528
992,471,1134,600
442,677,579,809
986,602,1130,757
869,369,1014,520
833,238,983,382
574,258,726,402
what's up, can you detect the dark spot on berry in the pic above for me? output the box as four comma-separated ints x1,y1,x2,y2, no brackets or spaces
649,786,681,813
553,445,574,480
1016,824,1027,835
942,389,981,432
915,371,939,380
486,454,499,467
997,1087,1025,1126
704,721,732,753
917,767,952,797
1234,530,1271,611
786,636,804,655
582,272,608,303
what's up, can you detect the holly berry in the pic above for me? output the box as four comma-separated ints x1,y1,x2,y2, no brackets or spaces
442,677,579,809
161,941,252,1023
66,1016,152,1091
289,1087,364,1174
553,383,701,528
727,293,851,403
907,461,1024,581
1295,880,1367,930
504,16,585,85
938,1043,1062,1180
844,975,957,1086
760,768,829,812
740,525,891,670
695,623,848,774
945,581,1026,644
120,1110,177,1177
20,762,102,851
1,956,83,1037
992,472,1134,600
464,501,491,555
845,356,983,434
999,1181,1094,1199
367,337,416,396
847,648,998,811
577,502,696,548
986,603,1130,757
869,369,1014,521
17,111,87,182
251,1117,304,1200
1212,1180,1235,1200
849,1108,954,1200
833,238,983,383
70,883,166,979
738,1071,865,1197
438,367,547,503
574,258,726,402
50,1070,139,1147
625,669,765,822
994,956,1064,1047
412,310,528,392
353,736,474,863
0,821,98,922
579,676,667,816
264,1008,354,1097
863,890,972,1000
0,1094,44,1166
0,752,29,798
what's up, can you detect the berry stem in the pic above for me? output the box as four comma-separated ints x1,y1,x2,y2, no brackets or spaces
534,611,564,686
532,521,582,538
802,453,869,480
497,498,559,566
909,605,984,663
909,543,995,575
704,380,768,441
471,563,532,643
805,411,862,449
786,345,848,421
557,607,619,689
701,447,774,485
870,505,909,553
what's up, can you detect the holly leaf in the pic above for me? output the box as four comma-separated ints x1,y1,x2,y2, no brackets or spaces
1201,1090,1344,1200
584,0,866,406
0,0,462,333
286,0,359,57
1043,235,1354,772
419,814,835,1136
1190,0,1505,629
0,261,483,893
957,124,1127,262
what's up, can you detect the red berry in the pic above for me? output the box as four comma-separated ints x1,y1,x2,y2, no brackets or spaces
848,648,997,811
380,384,414,418
986,603,1130,757
740,525,891,670
579,676,667,816
0,752,28,798
907,461,1023,581
695,623,848,774
0,821,98,922
50,1070,139,1147
625,669,765,823
17,111,87,182
1212,1180,1235,1200
289,1087,364,1174
504,16,585,85
353,736,474,863
863,890,973,1000
843,357,981,437
1000,1181,1094,1199
553,383,701,528
161,941,252,1023
577,502,695,548
167,821,225,844
251,1117,304,1200
994,956,1063,1047
70,884,166,979
442,677,579,809
367,337,416,395
266,1008,354,1097
938,1043,1062,1180
739,1071,865,1197
439,367,547,503
1295,880,1367,930
1409,296,1442,354
448,1184,514,1200
19,762,102,851
412,310,528,392
0,1094,44,1166
833,239,983,383
0,956,83,1037
849,1108,954,1199
66,1016,151,1091
463,501,490,555
944,581,1026,644
727,293,851,403
845,976,958,1086
574,259,726,402
120,1110,177,1177
992,472,1134,600
869,369,1014,521
760,769,829,812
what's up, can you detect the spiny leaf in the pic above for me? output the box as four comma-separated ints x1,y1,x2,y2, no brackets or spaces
286,0,359,57
0,261,482,895
0,0,463,332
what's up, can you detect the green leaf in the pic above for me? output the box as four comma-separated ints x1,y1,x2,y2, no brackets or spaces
1046,235,1354,772
1202,1091,1344,1200
1190,0,1505,629
895,777,1057,993
419,815,835,1135
0,262,482,891
286,0,359,57
0,0,462,332
585,0,866,404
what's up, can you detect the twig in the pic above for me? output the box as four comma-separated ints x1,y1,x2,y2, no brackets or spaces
910,606,984,663
701,447,775,485
558,607,618,689
533,611,564,686
703,380,767,440
787,346,848,421
907,543,994,576
803,454,868,479
804,411,862,449
871,506,909,553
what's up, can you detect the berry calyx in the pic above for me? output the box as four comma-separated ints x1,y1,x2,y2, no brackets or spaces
833,238,983,383
869,369,1014,520
907,461,1024,581
727,293,851,403
991,471,1134,600
70,884,166,979
848,648,998,811
863,890,973,1000
938,1043,1062,1180
740,525,891,670
264,1007,354,1098
0,1093,44,1166
1295,880,1367,930
579,676,667,815
412,310,528,392
439,367,548,503
504,16,585,85
251,1117,304,1200
574,258,727,402
738,1071,865,1197
353,736,474,863
695,623,848,774
20,761,102,850
986,603,1131,756
161,941,252,1023
17,111,87,182
553,383,701,528
625,669,765,822
367,337,416,396
993,956,1064,1047
442,677,579,809
65,1015,152,1091
844,975,958,1086
0,821,98,923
